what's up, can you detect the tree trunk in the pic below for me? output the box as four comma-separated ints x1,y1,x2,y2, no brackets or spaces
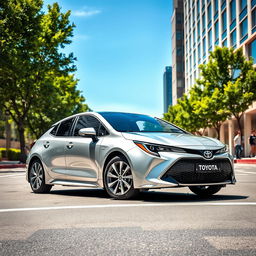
214,126,220,139
5,118,11,151
17,123,27,163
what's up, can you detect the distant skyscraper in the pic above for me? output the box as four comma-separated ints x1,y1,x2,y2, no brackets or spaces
163,66,172,113
171,0,185,105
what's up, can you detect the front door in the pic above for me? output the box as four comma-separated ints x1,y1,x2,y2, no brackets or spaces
64,115,108,182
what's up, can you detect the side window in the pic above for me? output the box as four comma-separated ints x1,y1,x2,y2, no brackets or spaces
74,115,108,136
50,124,59,136
56,118,75,136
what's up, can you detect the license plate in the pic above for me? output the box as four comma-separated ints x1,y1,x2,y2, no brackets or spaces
195,163,220,172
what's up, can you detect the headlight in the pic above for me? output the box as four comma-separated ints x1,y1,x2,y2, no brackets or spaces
216,145,228,154
134,141,186,157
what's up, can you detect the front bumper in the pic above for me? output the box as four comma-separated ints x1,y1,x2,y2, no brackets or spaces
128,148,235,189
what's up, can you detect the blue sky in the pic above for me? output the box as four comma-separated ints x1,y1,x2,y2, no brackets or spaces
44,0,173,117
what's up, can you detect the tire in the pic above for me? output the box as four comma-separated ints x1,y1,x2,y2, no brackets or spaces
29,159,52,193
189,185,222,197
104,156,139,200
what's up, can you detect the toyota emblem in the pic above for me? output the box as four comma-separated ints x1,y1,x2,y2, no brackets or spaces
203,150,213,159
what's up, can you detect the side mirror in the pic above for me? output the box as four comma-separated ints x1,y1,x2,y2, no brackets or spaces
78,128,98,142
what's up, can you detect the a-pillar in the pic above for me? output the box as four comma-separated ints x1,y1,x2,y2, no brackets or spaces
243,112,252,157
228,120,234,156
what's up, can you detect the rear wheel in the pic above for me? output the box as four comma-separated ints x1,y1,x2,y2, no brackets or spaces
189,185,222,197
104,156,139,199
29,160,52,193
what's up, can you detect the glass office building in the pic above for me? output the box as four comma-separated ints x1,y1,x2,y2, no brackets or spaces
184,0,256,91
181,0,256,156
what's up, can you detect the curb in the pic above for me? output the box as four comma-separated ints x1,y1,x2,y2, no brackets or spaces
0,164,26,169
234,159,256,164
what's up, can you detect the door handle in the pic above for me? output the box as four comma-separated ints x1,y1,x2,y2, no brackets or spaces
43,141,50,148
66,142,73,149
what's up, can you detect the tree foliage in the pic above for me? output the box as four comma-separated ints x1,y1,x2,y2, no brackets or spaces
0,0,88,157
164,47,256,138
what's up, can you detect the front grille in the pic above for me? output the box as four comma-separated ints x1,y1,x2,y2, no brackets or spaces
161,158,232,184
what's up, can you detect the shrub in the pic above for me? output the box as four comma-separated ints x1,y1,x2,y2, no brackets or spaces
0,148,21,161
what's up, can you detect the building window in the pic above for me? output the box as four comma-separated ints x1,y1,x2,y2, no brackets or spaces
202,12,206,31
177,31,183,40
240,17,248,39
198,43,201,61
252,8,256,33
189,55,192,71
230,0,236,22
208,3,212,24
197,0,200,16
203,37,206,57
248,39,256,64
208,29,212,50
197,21,201,39
214,20,219,42
222,10,227,33
193,8,195,23
177,47,182,56
231,29,236,47
193,49,196,65
193,28,196,45
222,39,227,46
177,14,182,24
189,35,192,50
240,0,247,11
214,0,218,14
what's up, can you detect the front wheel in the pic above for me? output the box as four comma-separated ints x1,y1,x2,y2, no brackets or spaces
104,156,139,200
189,185,222,197
29,160,52,193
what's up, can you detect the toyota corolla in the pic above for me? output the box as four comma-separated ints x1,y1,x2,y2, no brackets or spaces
26,112,236,199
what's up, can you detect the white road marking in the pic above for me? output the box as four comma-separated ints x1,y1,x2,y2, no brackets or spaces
0,202,255,213
0,173,25,178
205,236,256,250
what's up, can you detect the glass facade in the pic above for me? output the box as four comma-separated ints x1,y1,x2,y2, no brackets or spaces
183,0,255,91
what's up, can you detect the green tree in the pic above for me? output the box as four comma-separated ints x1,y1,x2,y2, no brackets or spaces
0,0,88,158
195,47,256,136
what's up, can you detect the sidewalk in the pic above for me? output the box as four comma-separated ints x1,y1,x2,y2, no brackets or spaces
0,161,26,169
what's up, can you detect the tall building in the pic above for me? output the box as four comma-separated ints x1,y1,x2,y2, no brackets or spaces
163,66,173,113
171,0,185,105
182,0,256,156
184,0,256,90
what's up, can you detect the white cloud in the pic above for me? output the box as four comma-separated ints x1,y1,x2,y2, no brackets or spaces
73,7,101,18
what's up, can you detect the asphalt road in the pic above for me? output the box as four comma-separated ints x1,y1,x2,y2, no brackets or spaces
0,164,256,255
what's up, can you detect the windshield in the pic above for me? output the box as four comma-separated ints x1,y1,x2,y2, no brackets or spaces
99,112,186,133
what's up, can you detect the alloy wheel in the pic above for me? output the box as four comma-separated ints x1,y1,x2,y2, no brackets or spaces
106,161,133,196
30,162,43,190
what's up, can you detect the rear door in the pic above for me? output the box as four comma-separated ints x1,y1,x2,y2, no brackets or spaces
64,115,108,182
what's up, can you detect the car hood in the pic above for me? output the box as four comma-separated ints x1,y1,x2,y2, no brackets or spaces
121,132,224,150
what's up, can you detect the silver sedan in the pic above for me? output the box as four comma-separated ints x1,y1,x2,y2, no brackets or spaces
26,112,236,199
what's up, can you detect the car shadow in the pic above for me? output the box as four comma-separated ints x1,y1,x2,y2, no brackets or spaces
49,188,248,202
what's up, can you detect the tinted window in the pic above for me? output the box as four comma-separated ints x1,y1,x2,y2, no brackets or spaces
56,118,75,136
50,124,59,136
74,115,108,136
99,112,186,134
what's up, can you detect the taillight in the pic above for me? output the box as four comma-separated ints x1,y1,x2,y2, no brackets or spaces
30,140,37,150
